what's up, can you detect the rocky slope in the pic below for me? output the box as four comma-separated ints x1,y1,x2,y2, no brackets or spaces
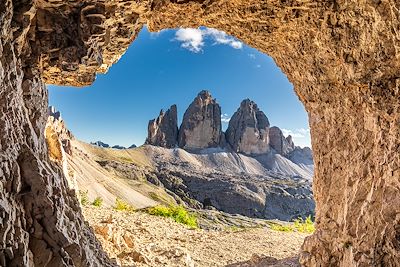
83,206,307,267
47,107,314,221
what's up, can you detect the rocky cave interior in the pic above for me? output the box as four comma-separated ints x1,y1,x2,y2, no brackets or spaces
1,0,399,267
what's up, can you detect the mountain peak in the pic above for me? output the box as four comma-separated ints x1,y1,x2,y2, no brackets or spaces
226,99,270,155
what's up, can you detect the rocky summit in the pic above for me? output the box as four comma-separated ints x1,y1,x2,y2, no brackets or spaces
226,99,270,155
147,90,312,161
146,105,178,148
269,127,296,156
178,90,223,150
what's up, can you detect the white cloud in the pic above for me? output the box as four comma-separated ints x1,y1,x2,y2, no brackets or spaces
174,27,243,53
175,28,204,53
221,113,231,123
281,128,311,148
297,128,310,135
281,128,310,138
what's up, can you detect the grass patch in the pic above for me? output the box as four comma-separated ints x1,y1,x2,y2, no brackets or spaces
146,205,197,228
293,216,315,233
270,223,294,232
79,190,89,206
92,197,103,207
270,216,315,234
118,156,133,163
114,198,135,212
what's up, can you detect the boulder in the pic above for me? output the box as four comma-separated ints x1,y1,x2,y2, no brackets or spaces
178,91,222,150
225,99,270,155
146,105,178,148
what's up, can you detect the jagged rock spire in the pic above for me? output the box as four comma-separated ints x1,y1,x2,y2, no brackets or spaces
225,99,270,155
178,90,223,150
146,105,178,148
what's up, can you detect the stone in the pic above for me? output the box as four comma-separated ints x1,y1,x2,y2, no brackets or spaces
46,106,73,156
286,135,295,151
178,90,222,150
269,127,294,156
146,105,178,148
226,99,270,155
1,0,399,266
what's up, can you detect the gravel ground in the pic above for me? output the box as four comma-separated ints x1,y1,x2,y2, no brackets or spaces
83,207,308,267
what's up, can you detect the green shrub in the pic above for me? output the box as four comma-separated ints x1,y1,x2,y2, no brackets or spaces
293,215,315,233
92,197,103,207
114,198,135,212
79,190,89,206
270,223,293,232
270,216,315,233
147,205,197,228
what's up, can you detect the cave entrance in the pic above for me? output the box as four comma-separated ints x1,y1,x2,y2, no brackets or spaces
47,26,315,266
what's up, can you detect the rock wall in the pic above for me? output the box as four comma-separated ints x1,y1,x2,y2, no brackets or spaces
146,105,178,148
178,90,223,150
226,99,270,155
0,1,115,266
1,0,399,266
269,126,295,156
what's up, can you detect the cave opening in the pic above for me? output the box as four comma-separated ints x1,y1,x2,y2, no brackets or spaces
3,1,398,266
46,26,315,266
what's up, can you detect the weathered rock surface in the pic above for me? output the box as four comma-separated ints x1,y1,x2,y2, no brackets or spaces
1,0,399,266
141,146,314,221
269,127,295,156
226,99,270,155
146,105,178,148
0,2,115,265
178,91,223,150
46,106,74,157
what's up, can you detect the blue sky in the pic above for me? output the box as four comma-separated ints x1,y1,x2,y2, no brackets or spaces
48,27,311,148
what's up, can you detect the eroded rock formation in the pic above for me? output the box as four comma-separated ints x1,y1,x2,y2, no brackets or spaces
178,90,223,150
1,0,399,266
146,105,178,148
226,99,270,155
269,127,295,156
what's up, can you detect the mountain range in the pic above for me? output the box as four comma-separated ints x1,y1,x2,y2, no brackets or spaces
46,91,314,221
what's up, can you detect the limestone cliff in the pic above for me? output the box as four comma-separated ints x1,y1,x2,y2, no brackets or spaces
178,91,223,150
146,105,178,148
269,127,295,156
226,99,270,155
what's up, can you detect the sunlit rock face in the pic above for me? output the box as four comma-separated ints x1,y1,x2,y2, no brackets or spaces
1,0,399,266
146,105,178,148
269,127,295,156
226,99,270,155
178,90,223,150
